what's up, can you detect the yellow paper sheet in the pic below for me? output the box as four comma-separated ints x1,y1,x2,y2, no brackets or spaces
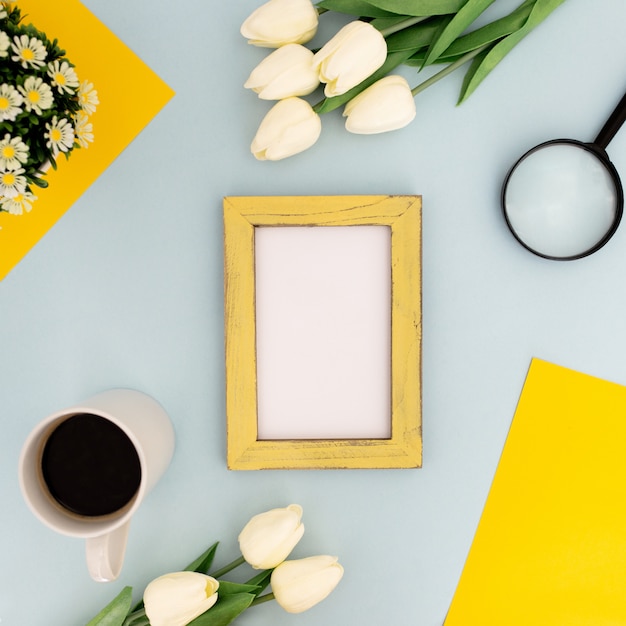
445,358,626,625
0,0,175,280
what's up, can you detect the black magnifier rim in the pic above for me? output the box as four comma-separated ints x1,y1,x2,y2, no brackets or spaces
501,138,624,261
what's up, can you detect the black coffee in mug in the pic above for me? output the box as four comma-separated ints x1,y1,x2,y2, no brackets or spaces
41,413,142,517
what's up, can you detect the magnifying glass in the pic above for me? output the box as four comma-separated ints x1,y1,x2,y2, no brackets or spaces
502,90,626,260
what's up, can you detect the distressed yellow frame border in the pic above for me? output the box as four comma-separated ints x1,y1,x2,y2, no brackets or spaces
223,195,422,470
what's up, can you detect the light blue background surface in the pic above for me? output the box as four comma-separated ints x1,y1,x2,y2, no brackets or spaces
2,1,626,624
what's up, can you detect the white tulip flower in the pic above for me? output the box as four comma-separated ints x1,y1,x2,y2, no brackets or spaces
241,0,318,48
238,503,305,568
143,571,219,626
244,44,320,100
271,555,344,614
343,75,416,134
312,20,387,97
251,98,321,161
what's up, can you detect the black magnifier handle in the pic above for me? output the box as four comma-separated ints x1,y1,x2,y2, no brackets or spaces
594,90,626,150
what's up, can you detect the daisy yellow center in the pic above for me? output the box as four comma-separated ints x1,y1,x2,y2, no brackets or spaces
3,172,15,185
51,128,62,142
54,72,66,85
21,48,34,61
2,145,15,158
0,96,9,109
27,90,40,104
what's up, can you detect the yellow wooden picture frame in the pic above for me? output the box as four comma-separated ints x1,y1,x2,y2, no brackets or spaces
223,195,422,470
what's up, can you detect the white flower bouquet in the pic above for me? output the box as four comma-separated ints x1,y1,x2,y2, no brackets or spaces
241,0,568,160
0,1,98,214
87,505,343,626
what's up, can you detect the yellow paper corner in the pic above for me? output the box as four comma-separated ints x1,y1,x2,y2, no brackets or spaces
0,0,175,280
445,358,626,625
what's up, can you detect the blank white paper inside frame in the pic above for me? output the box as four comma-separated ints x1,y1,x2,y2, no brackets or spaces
254,225,392,440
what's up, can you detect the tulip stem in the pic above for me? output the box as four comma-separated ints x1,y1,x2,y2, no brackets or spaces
251,592,276,606
379,16,426,37
211,555,246,578
122,609,149,626
411,43,490,98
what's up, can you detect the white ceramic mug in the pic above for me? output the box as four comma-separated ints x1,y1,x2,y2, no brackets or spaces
18,389,175,582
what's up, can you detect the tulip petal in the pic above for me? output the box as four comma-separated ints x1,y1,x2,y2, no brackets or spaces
344,75,416,134
144,572,219,626
244,44,320,100
271,555,344,614
241,0,318,47
251,100,321,162
239,504,306,562
264,115,321,160
313,21,387,97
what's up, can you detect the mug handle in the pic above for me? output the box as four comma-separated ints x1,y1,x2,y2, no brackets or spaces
85,520,131,582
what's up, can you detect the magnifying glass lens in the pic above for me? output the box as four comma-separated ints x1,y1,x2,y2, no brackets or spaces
503,143,619,259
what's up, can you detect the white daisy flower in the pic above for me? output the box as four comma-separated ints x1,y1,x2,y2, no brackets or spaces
0,133,28,170
45,116,75,156
47,59,79,94
73,111,94,148
0,168,26,198
78,80,99,115
1,190,36,215
0,83,23,121
0,31,10,57
11,34,47,69
0,8,6,20
18,76,53,115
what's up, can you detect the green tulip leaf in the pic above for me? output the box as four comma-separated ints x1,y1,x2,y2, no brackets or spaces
364,0,466,16
404,51,453,65
419,13,453,66
457,0,568,103
185,542,219,574
217,581,261,596
187,593,255,626
245,569,273,596
314,48,418,114
371,15,420,32
246,571,272,585
404,0,534,65
457,44,491,100
85,586,133,626
435,0,534,59
316,0,399,17
385,16,447,52
423,0,496,66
